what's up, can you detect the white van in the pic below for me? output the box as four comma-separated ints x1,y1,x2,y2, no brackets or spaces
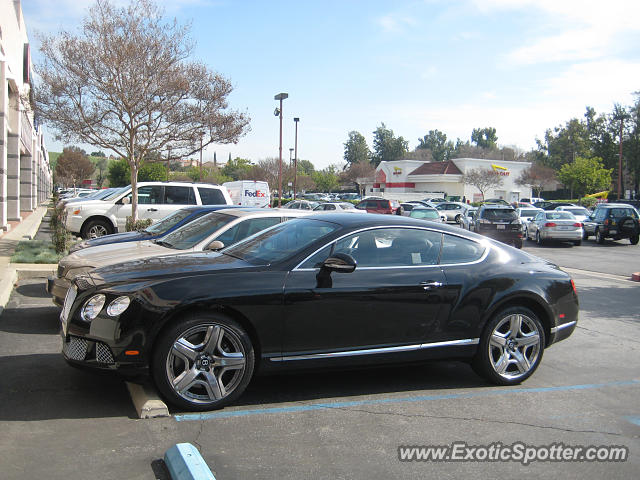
223,180,271,208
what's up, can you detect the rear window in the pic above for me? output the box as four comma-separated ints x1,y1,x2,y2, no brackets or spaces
198,187,227,205
519,209,539,217
609,208,638,218
546,212,574,220
481,208,517,221
410,209,439,220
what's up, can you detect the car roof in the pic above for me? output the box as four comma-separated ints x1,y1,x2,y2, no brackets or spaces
481,204,515,209
304,212,467,233
212,208,309,219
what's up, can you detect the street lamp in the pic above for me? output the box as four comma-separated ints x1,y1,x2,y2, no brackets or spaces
289,148,294,168
293,117,300,199
274,93,288,207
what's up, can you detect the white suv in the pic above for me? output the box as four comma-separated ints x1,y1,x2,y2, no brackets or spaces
64,182,232,239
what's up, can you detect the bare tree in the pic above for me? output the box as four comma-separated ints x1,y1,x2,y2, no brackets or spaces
341,160,375,194
36,0,250,221
461,168,504,201
55,147,95,188
515,164,557,198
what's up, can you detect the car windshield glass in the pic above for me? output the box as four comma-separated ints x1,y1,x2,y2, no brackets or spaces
223,218,339,265
483,209,517,221
92,189,116,200
339,203,355,209
105,186,130,201
519,209,539,217
565,208,589,216
145,209,202,234
546,212,574,220
160,212,236,249
410,209,439,219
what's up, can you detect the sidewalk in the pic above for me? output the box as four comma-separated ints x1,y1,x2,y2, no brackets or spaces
0,204,56,313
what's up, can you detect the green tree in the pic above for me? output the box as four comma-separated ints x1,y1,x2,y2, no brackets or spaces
557,156,612,198
417,129,454,162
297,159,315,176
312,166,340,193
371,123,408,166
90,150,106,157
537,118,591,170
222,157,253,180
471,127,498,149
343,131,370,166
95,158,108,187
139,162,168,181
107,158,131,187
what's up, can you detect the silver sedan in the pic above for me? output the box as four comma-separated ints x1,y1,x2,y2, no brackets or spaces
526,211,583,246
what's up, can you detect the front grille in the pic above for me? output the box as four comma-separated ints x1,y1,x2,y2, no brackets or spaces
95,342,115,364
63,336,88,361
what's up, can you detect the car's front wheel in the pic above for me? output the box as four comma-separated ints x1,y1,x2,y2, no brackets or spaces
631,234,639,245
152,312,255,411
473,307,545,385
82,219,113,239
595,228,605,244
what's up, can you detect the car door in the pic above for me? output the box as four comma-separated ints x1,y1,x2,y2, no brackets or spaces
528,212,543,239
282,227,447,356
114,185,165,231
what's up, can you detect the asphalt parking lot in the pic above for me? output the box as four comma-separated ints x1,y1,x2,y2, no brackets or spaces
1,240,639,480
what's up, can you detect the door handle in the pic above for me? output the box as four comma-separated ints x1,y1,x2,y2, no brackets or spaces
421,281,443,290
147,208,158,212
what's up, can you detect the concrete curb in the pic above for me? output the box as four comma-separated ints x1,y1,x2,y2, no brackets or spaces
0,264,57,314
3,205,49,241
164,443,217,480
126,381,170,419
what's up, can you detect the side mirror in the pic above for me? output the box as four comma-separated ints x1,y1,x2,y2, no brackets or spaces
321,253,356,273
121,196,130,205
207,240,225,251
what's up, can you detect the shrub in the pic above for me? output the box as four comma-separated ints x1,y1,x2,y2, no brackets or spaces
126,216,153,232
578,196,598,208
49,205,73,254
11,240,64,264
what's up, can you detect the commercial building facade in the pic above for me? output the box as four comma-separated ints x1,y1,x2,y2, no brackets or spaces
362,158,532,203
1,0,52,231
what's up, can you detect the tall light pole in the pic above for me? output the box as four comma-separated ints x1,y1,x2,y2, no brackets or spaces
274,93,288,207
289,148,294,168
294,117,299,199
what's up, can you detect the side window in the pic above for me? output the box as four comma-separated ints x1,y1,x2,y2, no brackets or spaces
137,185,163,205
165,186,196,205
326,204,336,210
244,217,280,237
214,222,244,247
198,187,226,205
299,244,333,269
440,234,485,264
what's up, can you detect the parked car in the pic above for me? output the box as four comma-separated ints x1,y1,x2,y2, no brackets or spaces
283,200,320,210
64,182,233,239
534,201,577,211
473,204,523,248
408,207,443,222
60,213,578,411
338,193,361,201
516,207,544,238
313,202,361,213
399,202,435,216
554,205,590,223
48,209,309,306
459,207,478,230
57,188,119,208
481,198,510,206
582,203,640,245
355,198,402,215
526,211,583,246
68,205,254,253
434,202,469,223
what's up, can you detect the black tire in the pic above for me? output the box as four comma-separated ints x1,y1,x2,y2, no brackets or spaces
573,240,581,246
81,219,114,239
472,306,545,386
455,214,462,224
536,231,544,246
630,234,639,245
152,312,255,411
396,207,404,216
595,228,605,244
513,237,523,249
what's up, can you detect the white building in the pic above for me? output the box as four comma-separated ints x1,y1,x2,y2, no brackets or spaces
0,1,53,230
362,158,532,203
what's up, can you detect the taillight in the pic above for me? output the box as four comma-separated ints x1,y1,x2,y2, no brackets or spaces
544,222,556,227
604,219,610,226
573,222,582,227
570,279,577,294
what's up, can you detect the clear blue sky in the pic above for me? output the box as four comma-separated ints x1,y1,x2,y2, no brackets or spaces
23,0,640,169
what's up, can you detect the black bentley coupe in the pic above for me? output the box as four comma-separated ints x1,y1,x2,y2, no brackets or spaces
60,214,579,411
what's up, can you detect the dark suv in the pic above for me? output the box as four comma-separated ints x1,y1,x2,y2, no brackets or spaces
355,198,402,214
473,204,523,248
582,203,640,245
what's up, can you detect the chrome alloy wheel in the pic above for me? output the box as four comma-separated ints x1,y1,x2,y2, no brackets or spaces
87,224,109,238
488,313,541,381
166,324,247,405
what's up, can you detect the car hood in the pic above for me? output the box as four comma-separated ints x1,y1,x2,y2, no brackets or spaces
88,251,255,287
61,240,182,270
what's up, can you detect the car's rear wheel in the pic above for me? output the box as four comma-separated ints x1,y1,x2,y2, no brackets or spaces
82,219,113,239
152,313,254,411
573,240,582,246
513,237,523,249
595,228,605,244
630,234,639,245
473,307,545,385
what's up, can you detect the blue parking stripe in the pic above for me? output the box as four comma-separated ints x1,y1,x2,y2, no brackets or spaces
174,379,640,421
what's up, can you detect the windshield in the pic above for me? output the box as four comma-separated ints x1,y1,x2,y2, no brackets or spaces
483,209,517,221
410,209,439,219
223,218,339,265
105,186,130,201
159,212,236,249
144,209,204,234
564,208,589,216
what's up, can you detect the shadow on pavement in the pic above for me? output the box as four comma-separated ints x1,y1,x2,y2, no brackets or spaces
0,306,60,335
0,353,135,421
14,282,51,299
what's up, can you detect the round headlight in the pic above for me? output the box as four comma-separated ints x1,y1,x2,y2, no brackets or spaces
106,296,131,317
80,294,106,322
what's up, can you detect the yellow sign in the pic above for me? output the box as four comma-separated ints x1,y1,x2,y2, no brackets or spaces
491,164,510,176
392,166,402,175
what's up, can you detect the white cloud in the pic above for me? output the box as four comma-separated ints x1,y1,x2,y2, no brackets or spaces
376,14,417,33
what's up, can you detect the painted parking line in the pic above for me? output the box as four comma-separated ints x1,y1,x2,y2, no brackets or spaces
175,379,640,422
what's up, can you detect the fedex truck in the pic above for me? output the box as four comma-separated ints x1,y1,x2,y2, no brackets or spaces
222,180,271,207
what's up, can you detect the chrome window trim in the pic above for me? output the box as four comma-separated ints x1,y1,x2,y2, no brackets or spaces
293,225,489,271
550,320,577,334
270,338,480,362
